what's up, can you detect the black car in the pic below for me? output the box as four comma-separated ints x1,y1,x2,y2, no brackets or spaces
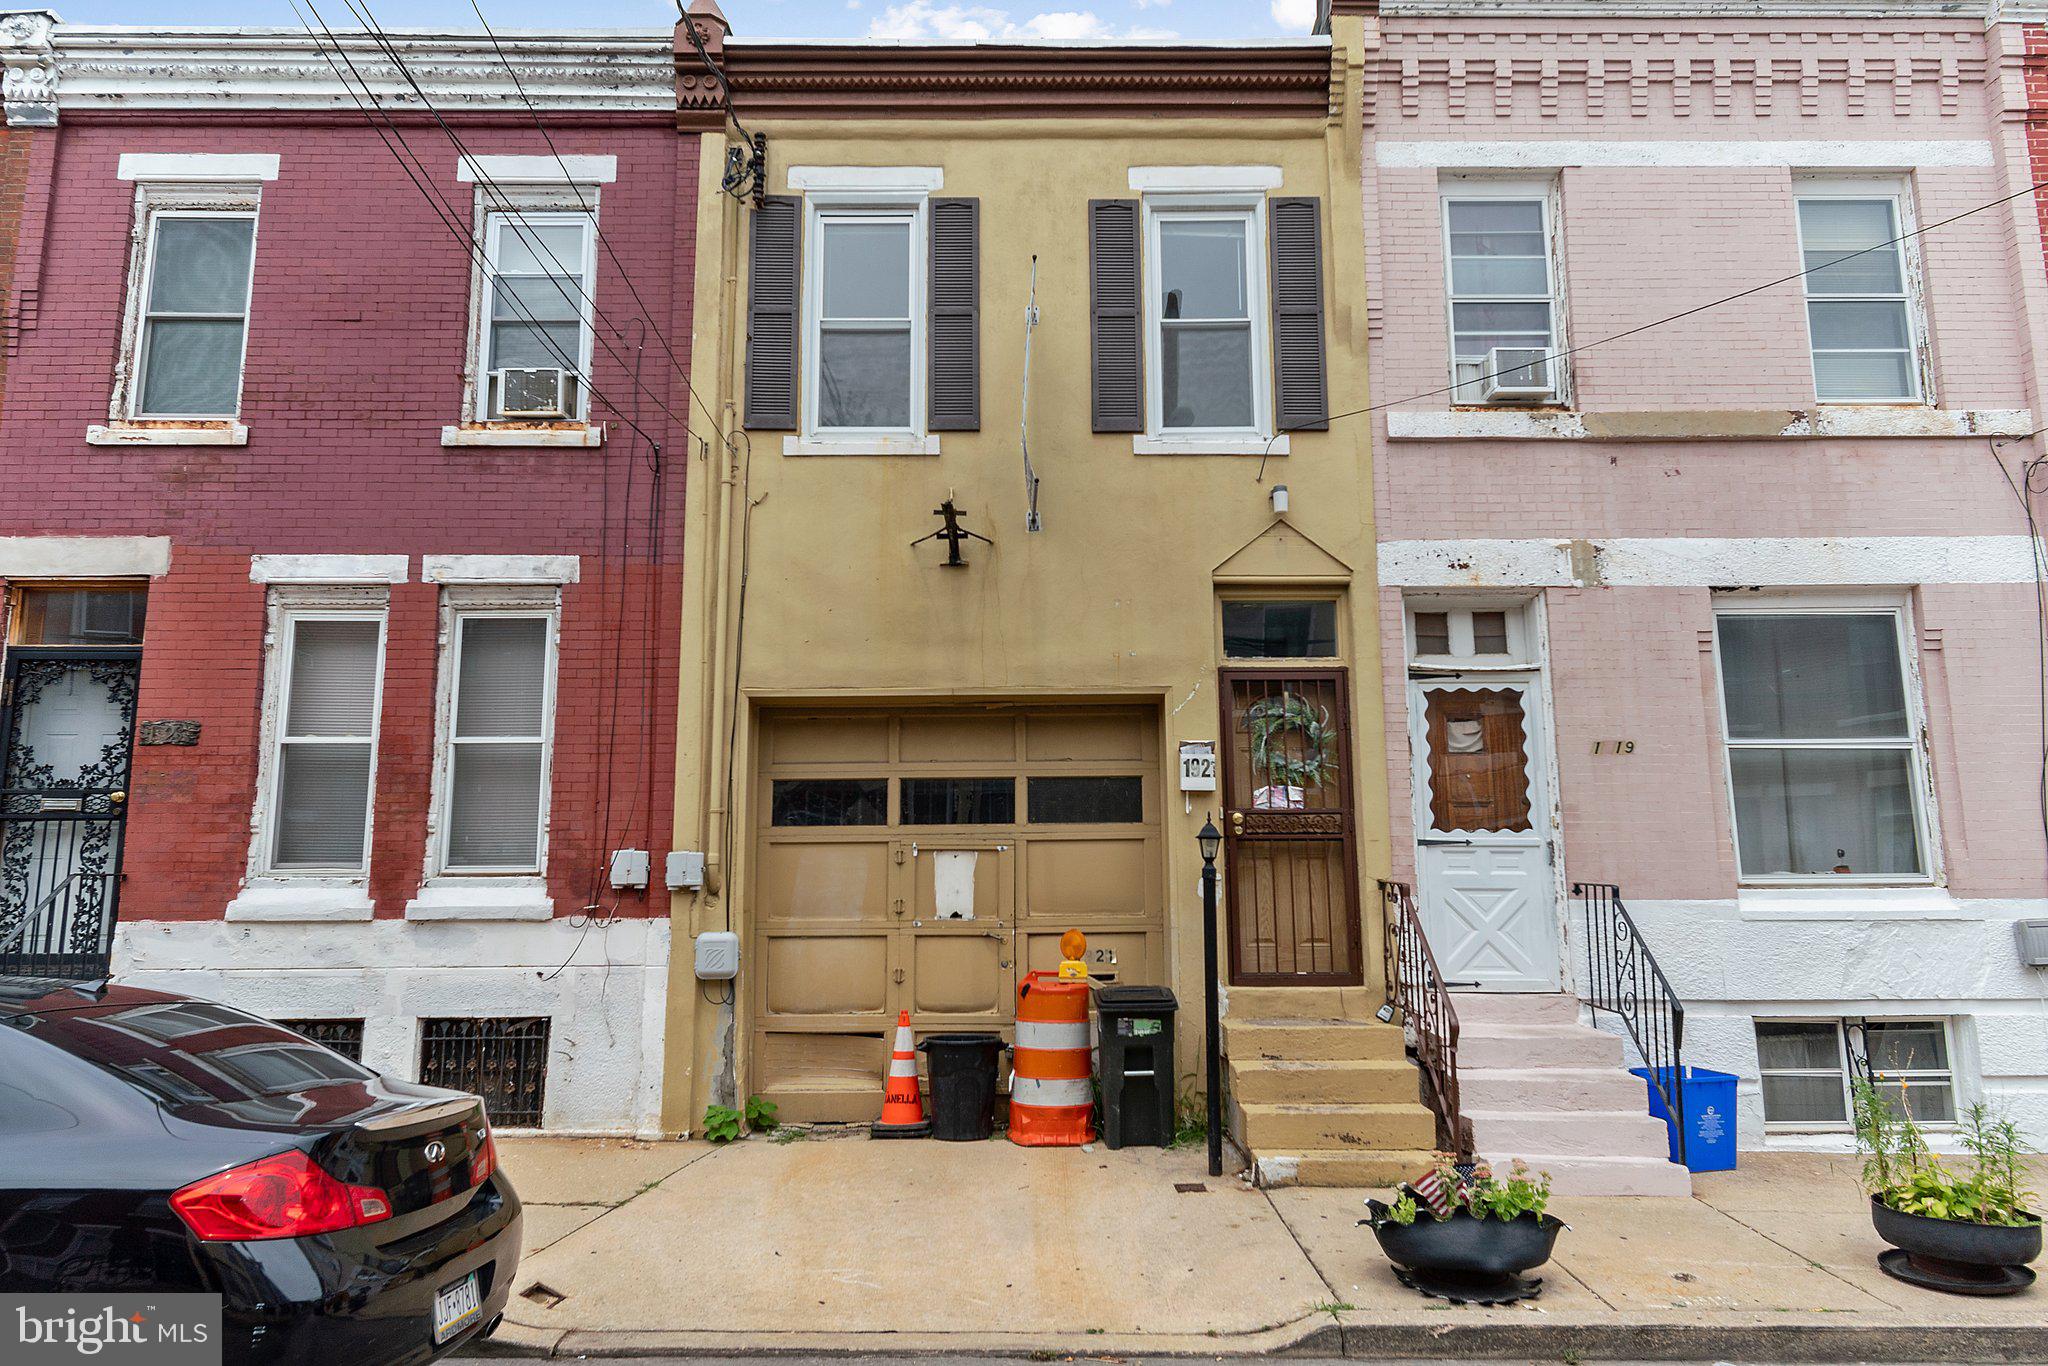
0,979,521,1365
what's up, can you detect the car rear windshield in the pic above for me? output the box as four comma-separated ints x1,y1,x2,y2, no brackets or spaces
24,999,374,1111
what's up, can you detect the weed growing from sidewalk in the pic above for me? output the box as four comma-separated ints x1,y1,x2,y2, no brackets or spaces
1308,1300,1356,1317
1168,1083,1207,1150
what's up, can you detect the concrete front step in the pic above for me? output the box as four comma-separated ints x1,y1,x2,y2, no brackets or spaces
1459,1065,1649,1113
1252,1148,1440,1188
1231,1099,1437,1152
1466,1108,1676,1159
1478,1149,1694,1197
1222,1017,1408,1063
1457,1023,1624,1070
1228,1057,1424,1106
1223,985,1386,1021
1452,992,1584,1026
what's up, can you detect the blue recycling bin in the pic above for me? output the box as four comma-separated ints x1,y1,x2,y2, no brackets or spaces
1630,1065,1738,1173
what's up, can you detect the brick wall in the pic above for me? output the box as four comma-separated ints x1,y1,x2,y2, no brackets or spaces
0,125,33,419
0,115,697,925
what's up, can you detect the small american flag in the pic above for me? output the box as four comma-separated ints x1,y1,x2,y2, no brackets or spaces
1410,1167,1453,1218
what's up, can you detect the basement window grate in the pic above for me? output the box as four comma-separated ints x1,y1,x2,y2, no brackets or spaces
418,1016,551,1127
277,1018,366,1063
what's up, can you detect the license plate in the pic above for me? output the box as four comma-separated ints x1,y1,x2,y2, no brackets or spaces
433,1272,482,1344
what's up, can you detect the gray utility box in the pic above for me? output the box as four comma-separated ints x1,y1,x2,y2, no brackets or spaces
1095,984,1179,1150
2018,919,2048,968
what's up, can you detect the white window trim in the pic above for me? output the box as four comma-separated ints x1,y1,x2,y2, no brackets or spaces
1439,175,1569,407
1404,594,1540,671
244,586,390,887
458,186,603,431
1141,192,1273,445
1793,176,1933,407
1710,591,1940,888
1756,1016,1959,1134
418,585,561,887
104,183,263,433
801,192,929,449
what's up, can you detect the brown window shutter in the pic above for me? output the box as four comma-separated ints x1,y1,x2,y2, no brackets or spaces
928,198,980,432
1089,199,1144,434
744,195,802,431
1269,196,1330,433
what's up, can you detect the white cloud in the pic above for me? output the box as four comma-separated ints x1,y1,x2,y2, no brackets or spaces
866,2,1175,40
1130,0,1172,8
1270,0,1317,33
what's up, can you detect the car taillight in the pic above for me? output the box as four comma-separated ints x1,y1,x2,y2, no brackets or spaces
469,1122,496,1188
171,1151,392,1242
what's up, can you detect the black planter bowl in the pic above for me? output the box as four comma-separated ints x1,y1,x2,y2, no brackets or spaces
1870,1195,2041,1296
1365,1201,1566,1305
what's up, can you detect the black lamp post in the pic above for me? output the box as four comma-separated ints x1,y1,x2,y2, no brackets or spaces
1198,815,1223,1178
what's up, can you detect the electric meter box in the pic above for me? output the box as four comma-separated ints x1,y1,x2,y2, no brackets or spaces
694,931,740,981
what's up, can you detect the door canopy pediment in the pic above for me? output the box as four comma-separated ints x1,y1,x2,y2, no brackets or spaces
1213,518,1351,582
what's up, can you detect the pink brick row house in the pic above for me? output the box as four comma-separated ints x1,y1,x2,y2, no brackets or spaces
1357,0,2048,1173
0,18,692,1130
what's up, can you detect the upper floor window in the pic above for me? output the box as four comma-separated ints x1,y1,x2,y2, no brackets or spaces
475,207,595,422
131,207,257,419
1441,182,1562,405
1147,202,1269,437
1713,601,1929,883
1795,184,1923,403
807,203,924,437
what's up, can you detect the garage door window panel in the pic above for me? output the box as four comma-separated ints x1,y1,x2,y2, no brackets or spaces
1027,776,1144,824
901,777,1015,825
771,778,888,827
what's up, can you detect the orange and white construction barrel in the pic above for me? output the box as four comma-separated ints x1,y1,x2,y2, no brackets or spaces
1009,970,1095,1146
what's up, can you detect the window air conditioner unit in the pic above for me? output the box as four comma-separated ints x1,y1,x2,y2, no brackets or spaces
1480,347,1556,403
494,367,569,419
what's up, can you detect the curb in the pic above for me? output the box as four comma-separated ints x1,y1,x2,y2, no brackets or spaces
466,1316,2048,1361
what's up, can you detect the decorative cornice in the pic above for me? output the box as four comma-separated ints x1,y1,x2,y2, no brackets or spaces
1381,1,1990,15
44,25,673,114
1,10,57,127
682,38,1335,124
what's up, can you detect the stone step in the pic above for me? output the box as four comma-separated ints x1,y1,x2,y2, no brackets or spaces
1230,1099,1438,1152
1458,1066,1649,1113
1451,992,1584,1027
1253,1149,1440,1189
1222,1017,1409,1063
1467,1109,1676,1160
1224,985,1385,1022
1477,1150,1694,1198
1228,1057,1423,1106
1456,1024,1625,1070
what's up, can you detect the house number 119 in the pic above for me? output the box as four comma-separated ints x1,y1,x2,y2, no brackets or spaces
1591,740,1636,755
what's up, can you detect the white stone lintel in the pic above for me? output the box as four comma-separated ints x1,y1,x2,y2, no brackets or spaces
87,422,249,446
225,883,374,923
1129,164,1284,193
788,165,942,193
0,536,172,579
422,554,580,586
117,152,280,182
250,554,409,585
1380,535,2039,589
404,878,556,922
457,153,615,185
1386,408,2035,441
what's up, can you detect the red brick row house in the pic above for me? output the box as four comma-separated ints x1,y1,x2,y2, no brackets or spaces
0,16,692,1130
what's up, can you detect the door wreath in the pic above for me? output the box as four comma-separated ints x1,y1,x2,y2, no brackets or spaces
1246,692,1338,807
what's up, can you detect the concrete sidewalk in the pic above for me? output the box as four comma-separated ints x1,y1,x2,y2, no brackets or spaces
478,1133,2047,1361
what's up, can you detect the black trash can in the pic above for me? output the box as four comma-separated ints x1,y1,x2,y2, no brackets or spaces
917,1033,1003,1141
1095,985,1178,1149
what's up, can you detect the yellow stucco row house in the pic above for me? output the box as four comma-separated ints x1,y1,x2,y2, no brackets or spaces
663,0,1435,1183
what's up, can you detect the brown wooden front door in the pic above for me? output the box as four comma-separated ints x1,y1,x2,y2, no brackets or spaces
1218,668,1363,986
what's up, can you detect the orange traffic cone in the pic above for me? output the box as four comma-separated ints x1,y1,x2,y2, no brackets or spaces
871,1009,931,1139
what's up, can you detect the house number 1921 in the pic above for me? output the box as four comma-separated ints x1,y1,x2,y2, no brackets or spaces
1591,740,1636,755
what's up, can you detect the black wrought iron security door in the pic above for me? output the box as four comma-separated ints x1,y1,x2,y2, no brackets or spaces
0,648,140,978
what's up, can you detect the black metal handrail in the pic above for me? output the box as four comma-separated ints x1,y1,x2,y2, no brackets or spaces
1574,881,1687,1166
1379,879,1472,1159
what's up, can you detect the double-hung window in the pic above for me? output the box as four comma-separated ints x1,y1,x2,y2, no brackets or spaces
1795,184,1922,402
1146,201,1268,437
266,609,386,875
437,602,557,874
806,203,924,438
132,208,258,418
1714,603,1930,882
1442,182,1561,403
1756,1019,1955,1128
477,209,595,421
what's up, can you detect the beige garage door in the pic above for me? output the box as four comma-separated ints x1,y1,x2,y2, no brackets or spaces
751,707,1163,1121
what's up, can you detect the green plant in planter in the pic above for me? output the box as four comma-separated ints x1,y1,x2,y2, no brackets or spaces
1853,1078,2039,1228
1378,1153,1553,1224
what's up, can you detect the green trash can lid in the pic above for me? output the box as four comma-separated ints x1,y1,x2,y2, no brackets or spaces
1095,984,1178,1014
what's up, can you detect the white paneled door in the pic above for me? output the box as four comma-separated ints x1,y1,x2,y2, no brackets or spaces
1409,679,1559,991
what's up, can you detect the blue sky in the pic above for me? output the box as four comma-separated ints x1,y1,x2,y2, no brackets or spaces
55,0,1324,41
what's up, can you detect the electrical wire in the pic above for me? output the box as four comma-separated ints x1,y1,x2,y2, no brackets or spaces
1987,433,2048,871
